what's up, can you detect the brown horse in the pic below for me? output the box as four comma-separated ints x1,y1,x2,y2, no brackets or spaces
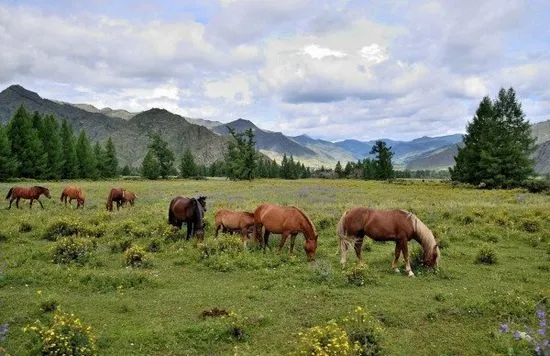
215,209,256,244
6,186,51,209
60,185,85,209
106,188,126,211
122,191,137,207
253,204,318,260
337,207,440,276
168,196,207,240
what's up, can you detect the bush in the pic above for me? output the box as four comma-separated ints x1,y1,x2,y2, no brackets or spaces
146,238,162,252
109,238,133,253
343,307,384,356
19,222,33,233
43,219,80,241
0,232,8,242
197,236,243,259
310,260,335,284
24,311,97,355
125,246,149,267
520,218,541,233
476,244,497,265
522,178,550,193
344,264,380,287
52,237,96,265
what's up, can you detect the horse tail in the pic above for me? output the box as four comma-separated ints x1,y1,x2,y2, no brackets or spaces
5,188,13,200
336,209,354,265
168,198,177,226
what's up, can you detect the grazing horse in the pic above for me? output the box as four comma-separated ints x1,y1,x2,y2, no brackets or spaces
215,209,256,244
60,185,85,209
106,188,126,211
337,207,440,277
6,186,51,209
253,203,318,260
122,191,137,207
168,196,207,240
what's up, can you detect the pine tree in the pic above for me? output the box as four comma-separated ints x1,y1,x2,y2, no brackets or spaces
280,154,290,179
180,147,198,178
75,130,97,179
0,125,18,181
450,88,535,188
141,149,160,179
40,115,63,179
370,141,394,180
104,137,119,178
334,161,343,178
7,106,47,178
60,120,78,179
147,133,174,179
121,165,131,176
93,142,106,178
225,128,258,180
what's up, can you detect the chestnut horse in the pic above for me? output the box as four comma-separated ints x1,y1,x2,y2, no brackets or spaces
254,204,318,260
337,207,440,276
6,186,51,209
168,196,207,240
106,188,126,211
122,191,137,207
60,185,85,209
215,209,256,244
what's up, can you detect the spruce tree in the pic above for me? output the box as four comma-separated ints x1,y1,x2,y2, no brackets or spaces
334,161,343,178
451,88,535,188
93,142,106,178
180,147,198,178
225,128,258,180
280,154,290,179
148,133,174,179
121,165,131,176
104,137,119,178
370,141,394,180
60,120,78,179
75,130,97,179
141,149,160,179
7,106,47,178
40,115,63,179
0,125,18,181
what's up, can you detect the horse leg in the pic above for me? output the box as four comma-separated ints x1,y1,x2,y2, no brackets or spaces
354,235,365,264
240,228,248,248
186,221,193,240
289,233,297,255
392,242,403,273
402,240,415,277
16,197,21,209
29,199,33,209
38,199,44,209
263,230,271,253
277,232,290,254
215,223,221,237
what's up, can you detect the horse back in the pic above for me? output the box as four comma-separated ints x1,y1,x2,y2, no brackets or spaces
358,208,414,240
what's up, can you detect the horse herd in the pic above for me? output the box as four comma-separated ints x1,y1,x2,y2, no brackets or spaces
4,185,440,277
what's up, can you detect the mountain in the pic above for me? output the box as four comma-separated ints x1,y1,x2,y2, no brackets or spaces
290,135,355,166
212,119,318,163
71,103,137,120
0,85,226,167
186,117,224,129
405,145,459,170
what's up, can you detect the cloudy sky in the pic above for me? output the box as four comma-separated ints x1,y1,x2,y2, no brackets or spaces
1,0,549,141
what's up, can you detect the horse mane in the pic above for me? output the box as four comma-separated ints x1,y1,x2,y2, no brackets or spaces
406,212,437,253
292,206,317,237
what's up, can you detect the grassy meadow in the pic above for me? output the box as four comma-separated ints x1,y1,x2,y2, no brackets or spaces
0,179,549,355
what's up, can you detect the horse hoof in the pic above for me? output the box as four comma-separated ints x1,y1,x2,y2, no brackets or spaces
394,268,400,273
407,271,415,277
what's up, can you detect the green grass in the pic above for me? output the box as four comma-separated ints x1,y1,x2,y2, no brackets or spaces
0,179,549,355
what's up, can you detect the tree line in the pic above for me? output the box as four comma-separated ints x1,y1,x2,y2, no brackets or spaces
0,106,118,181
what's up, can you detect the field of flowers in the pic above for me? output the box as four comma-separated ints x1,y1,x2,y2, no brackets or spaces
0,179,548,355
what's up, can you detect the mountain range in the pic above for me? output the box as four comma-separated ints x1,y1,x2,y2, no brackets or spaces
1,84,550,173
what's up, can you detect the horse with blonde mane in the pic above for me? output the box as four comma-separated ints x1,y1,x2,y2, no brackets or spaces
106,188,126,211
6,186,51,209
215,209,256,245
337,207,440,276
122,191,137,207
254,203,318,260
60,185,85,209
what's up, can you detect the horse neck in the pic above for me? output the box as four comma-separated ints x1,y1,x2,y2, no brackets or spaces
411,215,436,252
194,202,204,227
296,208,316,240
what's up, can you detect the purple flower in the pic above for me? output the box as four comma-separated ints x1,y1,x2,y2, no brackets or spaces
500,323,509,333
540,328,547,336
0,322,8,341
537,309,546,320
540,318,547,328
514,331,522,340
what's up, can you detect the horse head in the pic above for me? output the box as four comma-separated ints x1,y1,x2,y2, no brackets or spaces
192,198,206,240
38,186,51,199
424,244,440,268
197,196,207,212
304,235,318,261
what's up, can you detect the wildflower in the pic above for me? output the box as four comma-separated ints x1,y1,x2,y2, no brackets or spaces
499,323,509,333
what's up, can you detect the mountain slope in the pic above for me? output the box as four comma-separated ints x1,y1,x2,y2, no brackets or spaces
290,135,355,164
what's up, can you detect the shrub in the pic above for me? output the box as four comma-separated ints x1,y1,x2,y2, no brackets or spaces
146,238,162,252
0,232,8,242
344,264,379,286
521,218,541,233
125,246,149,267
24,311,98,355
343,306,384,356
310,260,335,284
43,219,80,241
109,238,133,253
40,300,58,313
476,244,497,265
523,178,550,193
198,236,243,259
19,222,33,233
52,237,96,265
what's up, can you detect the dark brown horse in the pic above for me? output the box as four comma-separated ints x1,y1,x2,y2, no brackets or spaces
337,207,440,277
106,188,126,211
254,203,318,260
60,185,85,209
121,191,137,207
168,196,207,240
6,186,51,209
215,209,256,245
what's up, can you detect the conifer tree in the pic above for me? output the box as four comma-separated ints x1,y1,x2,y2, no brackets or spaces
76,130,97,179
60,120,78,179
370,141,394,180
179,147,198,178
148,133,174,179
450,88,535,188
104,137,119,178
141,149,160,179
7,106,47,178
121,165,131,176
93,142,106,178
225,128,258,180
40,115,63,179
334,161,344,178
0,125,18,181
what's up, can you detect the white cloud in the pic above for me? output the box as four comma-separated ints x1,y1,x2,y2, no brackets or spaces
358,44,388,64
303,45,347,60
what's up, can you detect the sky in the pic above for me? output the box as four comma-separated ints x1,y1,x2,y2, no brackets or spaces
1,0,549,142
